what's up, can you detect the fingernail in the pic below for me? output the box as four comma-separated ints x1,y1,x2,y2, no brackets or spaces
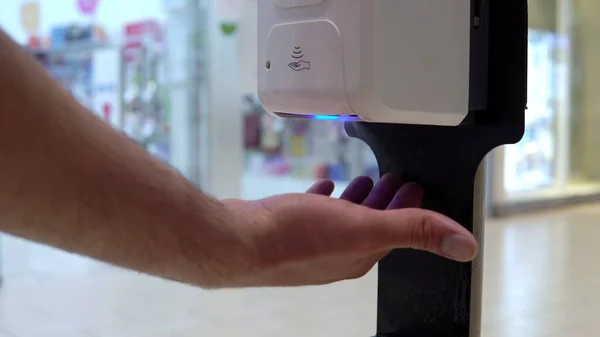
380,173,402,184
401,182,424,199
441,234,475,261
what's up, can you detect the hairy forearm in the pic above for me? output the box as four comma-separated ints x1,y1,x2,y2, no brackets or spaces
0,30,241,287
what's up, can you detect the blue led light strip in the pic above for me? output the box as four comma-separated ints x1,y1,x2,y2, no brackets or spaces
274,112,360,122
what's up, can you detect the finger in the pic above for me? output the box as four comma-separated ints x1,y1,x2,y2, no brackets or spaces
386,182,424,210
339,176,374,204
306,179,335,196
362,173,404,209
365,208,478,262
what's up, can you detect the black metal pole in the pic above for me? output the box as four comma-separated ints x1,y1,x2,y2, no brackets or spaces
345,1,528,336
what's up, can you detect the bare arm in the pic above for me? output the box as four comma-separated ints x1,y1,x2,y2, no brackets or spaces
0,30,247,287
0,30,477,289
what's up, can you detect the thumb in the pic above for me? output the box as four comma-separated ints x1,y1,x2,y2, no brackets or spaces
364,208,478,262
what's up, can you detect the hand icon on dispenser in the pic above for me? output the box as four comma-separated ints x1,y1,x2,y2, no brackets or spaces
288,60,311,71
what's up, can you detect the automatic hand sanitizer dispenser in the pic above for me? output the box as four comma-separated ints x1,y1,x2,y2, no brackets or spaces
257,1,528,336
258,0,488,126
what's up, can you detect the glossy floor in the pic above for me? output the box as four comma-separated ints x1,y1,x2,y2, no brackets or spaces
1,203,600,337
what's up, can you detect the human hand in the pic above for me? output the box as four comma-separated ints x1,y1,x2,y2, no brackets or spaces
217,174,477,288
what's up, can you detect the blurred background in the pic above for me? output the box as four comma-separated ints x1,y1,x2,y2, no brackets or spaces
0,0,600,336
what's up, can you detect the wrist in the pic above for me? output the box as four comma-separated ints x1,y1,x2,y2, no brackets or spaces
200,199,275,288
164,197,260,288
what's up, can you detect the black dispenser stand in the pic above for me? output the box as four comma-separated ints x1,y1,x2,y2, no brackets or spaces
345,1,528,336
